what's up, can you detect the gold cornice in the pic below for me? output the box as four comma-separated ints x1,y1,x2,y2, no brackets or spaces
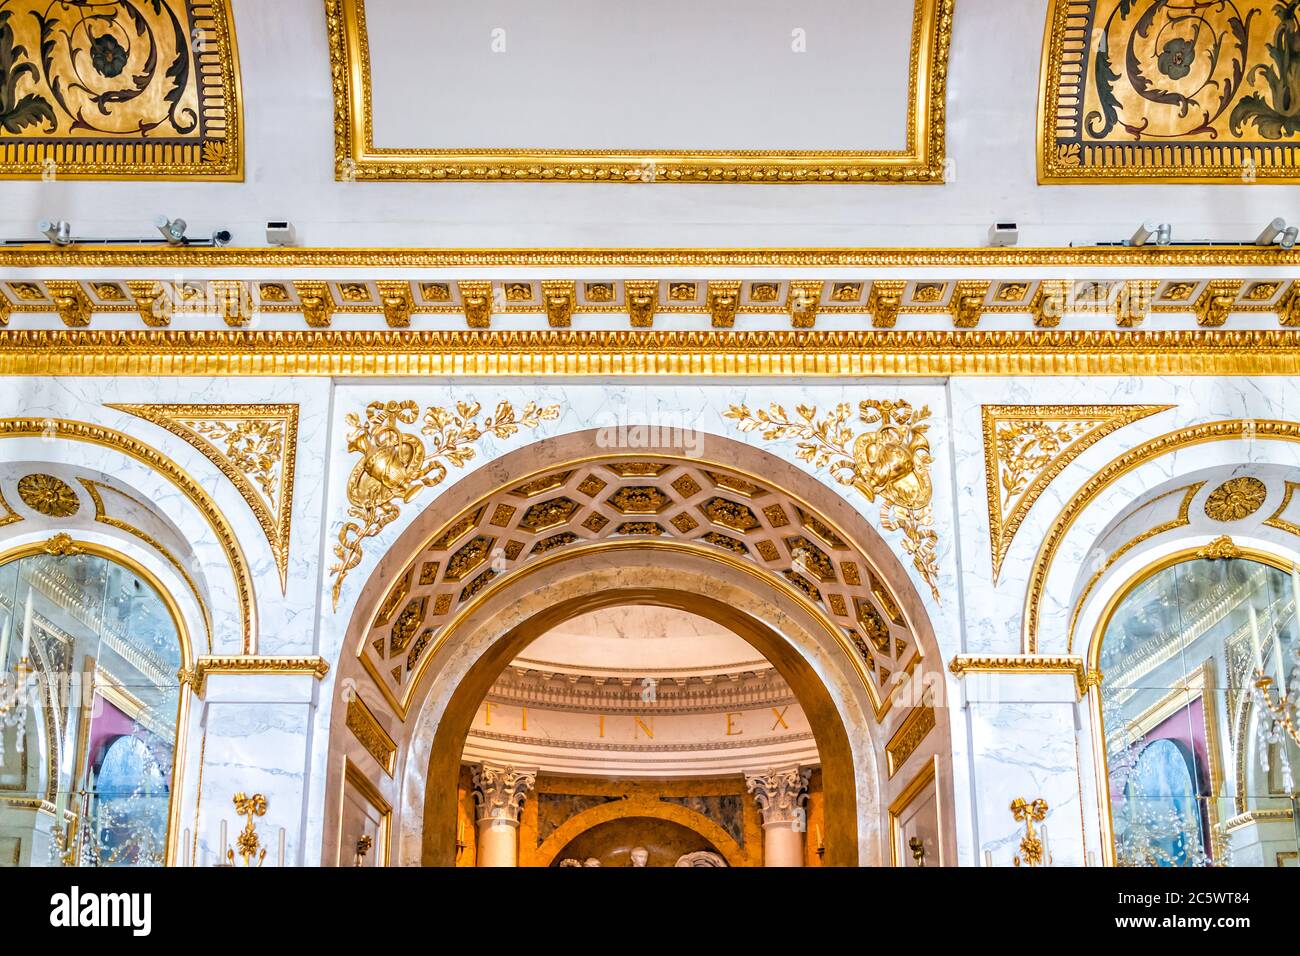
5,328,1300,377
192,655,329,695
0,245,1297,268
948,654,1089,697
326,0,949,183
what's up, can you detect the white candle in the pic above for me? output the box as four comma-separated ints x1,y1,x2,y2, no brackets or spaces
983,849,993,867
182,829,191,867
0,614,10,669
218,820,227,860
1249,603,1265,671
277,827,286,868
1040,825,1050,866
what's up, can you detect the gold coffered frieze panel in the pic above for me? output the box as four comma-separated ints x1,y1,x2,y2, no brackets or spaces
2,276,1298,331
1040,0,1300,182
0,0,241,180
326,0,950,183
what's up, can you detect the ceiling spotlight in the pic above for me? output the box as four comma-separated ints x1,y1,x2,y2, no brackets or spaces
37,219,71,245
154,215,187,245
1281,226,1299,251
1129,222,1172,247
1256,217,1288,246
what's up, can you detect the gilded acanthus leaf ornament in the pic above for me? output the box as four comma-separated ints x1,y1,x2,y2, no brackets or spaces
980,405,1172,582
109,404,300,593
330,399,560,607
725,399,941,600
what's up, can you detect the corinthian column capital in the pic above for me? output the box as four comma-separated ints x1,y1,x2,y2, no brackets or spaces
471,764,537,826
745,766,811,827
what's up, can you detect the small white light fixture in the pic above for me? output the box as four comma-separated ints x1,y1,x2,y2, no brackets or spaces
988,222,1018,247
1281,226,1299,251
154,215,187,245
37,219,71,245
266,221,296,247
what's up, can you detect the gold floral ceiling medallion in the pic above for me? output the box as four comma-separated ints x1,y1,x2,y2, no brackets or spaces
0,0,242,180
981,404,1173,581
726,399,941,601
330,399,560,607
326,0,950,183
16,473,79,518
1204,476,1268,522
1040,0,1300,182
108,404,299,592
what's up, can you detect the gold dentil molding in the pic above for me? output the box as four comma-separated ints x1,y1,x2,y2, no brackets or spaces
188,655,330,695
947,654,1091,697
0,245,1297,268
5,329,1300,377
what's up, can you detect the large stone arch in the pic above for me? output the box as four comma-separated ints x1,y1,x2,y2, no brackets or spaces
325,428,952,867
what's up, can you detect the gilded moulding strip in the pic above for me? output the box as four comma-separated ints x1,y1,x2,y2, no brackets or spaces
327,0,949,183
192,655,329,696
0,245,1297,268
0,419,257,653
6,329,1300,377
947,654,1091,698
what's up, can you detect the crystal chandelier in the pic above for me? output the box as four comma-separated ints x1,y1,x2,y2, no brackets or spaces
0,595,34,765
1247,569,1300,793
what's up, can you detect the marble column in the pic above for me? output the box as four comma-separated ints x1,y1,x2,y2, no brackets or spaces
746,767,811,867
470,764,536,867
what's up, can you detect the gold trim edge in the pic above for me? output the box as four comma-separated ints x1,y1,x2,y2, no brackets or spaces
948,654,1091,697
5,329,1300,377
0,245,1296,268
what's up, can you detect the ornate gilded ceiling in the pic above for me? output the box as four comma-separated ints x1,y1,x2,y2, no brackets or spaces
0,0,241,180
359,456,920,720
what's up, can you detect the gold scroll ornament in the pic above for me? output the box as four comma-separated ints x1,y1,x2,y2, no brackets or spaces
330,399,560,606
726,400,940,601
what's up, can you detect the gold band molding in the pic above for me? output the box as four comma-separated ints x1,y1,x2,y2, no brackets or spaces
0,418,257,653
0,245,1296,268
5,329,1300,377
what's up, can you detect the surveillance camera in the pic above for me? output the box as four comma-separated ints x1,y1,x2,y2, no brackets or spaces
988,222,1018,248
266,221,296,247
212,229,233,247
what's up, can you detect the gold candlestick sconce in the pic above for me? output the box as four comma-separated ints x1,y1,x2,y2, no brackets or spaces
1011,797,1050,867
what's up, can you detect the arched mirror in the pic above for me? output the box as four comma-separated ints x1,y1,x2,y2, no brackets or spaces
1097,555,1300,868
0,546,184,867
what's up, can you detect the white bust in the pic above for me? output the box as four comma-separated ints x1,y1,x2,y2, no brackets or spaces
629,846,649,867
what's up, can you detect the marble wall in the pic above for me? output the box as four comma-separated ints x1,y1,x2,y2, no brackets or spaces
4,372,1299,866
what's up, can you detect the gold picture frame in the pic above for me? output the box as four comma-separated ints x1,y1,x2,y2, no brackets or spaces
325,0,951,183
0,0,243,181
1039,0,1300,183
